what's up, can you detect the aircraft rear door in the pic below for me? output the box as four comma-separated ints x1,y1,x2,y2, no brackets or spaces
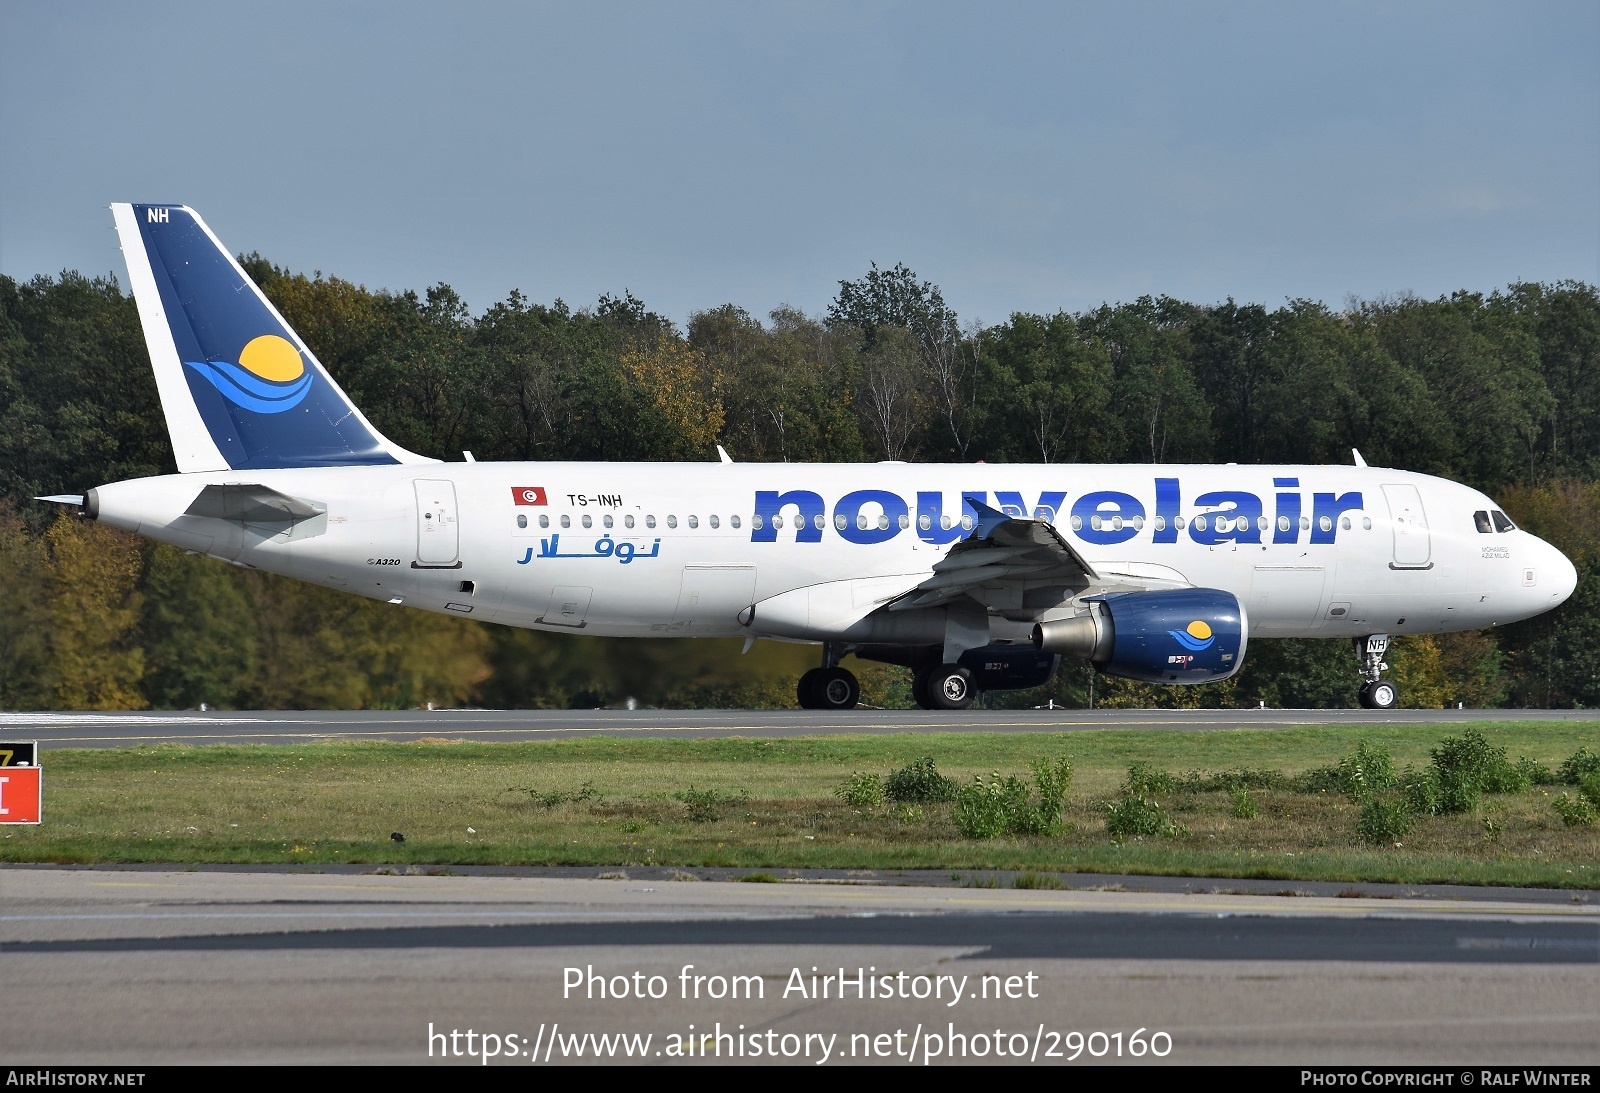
414,479,460,567
1382,484,1432,569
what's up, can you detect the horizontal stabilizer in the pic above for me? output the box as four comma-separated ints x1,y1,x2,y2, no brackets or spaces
185,484,323,525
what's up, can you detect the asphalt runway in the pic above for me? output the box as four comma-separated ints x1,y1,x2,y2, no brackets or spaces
1,869,1596,1065
3,706,1597,749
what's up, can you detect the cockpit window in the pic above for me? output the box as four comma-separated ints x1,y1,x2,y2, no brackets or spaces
1491,510,1516,533
1473,510,1493,534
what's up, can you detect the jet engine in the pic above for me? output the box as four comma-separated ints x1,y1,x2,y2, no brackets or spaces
1031,588,1246,684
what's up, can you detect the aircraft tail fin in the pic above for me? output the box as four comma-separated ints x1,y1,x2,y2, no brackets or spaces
111,203,432,472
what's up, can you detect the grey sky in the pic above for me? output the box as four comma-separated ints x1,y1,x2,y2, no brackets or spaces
2,1,1596,329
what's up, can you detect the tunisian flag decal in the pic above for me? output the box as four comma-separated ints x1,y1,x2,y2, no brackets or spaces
511,486,548,506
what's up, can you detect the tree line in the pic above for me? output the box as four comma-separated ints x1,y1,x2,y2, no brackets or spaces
1,259,1597,710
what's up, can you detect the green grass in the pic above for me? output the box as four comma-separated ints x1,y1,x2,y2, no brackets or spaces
4,723,1598,888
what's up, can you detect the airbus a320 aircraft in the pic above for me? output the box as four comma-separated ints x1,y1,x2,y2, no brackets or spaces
39,205,1578,711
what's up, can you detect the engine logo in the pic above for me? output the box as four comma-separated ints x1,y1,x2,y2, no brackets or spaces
1168,620,1215,652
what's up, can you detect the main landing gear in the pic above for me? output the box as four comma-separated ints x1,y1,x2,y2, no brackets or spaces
797,643,860,710
912,663,975,711
1354,634,1399,710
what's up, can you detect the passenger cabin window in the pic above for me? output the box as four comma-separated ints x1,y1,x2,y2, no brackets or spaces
814,514,826,530
517,514,527,528
603,515,613,529
1491,510,1516,532
646,515,656,529
731,515,741,528
750,514,762,529
1474,511,1493,534
539,514,549,528
624,515,635,529
667,515,678,529
687,515,698,529
581,514,592,528
560,515,571,529
920,515,933,531
709,515,719,529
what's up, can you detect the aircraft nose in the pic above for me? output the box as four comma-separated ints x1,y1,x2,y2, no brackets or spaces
1541,539,1578,609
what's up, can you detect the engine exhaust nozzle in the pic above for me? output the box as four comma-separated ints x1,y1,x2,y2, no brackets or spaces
1032,608,1113,663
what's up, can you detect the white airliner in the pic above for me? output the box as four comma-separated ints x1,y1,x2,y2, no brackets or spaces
40,204,1578,711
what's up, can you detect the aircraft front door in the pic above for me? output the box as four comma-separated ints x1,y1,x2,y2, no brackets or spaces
1382,483,1432,569
414,479,460,567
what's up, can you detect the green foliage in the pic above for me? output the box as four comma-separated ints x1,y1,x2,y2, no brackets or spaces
1356,798,1414,844
1104,794,1185,839
1012,871,1064,890
885,757,958,803
834,772,885,808
953,759,1072,838
1559,748,1600,784
1229,786,1259,819
1580,773,1600,810
511,781,596,809
674,786,747,823
1397,765,1441,816
1430,730,1526,811
1517,757,1559,786
1338,741,1397,800
1123,761,1177,796
1552,792,1598,827
1294,765,1344,794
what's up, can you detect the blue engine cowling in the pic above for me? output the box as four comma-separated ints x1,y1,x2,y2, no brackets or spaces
957,645,1058,690
1098,587,1246,684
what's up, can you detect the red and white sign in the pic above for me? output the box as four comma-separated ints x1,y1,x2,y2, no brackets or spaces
511,486,548,506
0,767,41,825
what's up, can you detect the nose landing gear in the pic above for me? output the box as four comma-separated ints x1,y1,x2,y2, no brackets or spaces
1354,635,1399,709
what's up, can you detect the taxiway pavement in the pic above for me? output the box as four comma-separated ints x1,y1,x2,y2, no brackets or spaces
2,706,1595,749
1,868,1595,1065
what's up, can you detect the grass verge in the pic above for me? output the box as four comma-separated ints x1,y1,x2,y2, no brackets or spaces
3,723,1597,888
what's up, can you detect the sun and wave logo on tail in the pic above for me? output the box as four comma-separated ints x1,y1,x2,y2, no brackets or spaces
1168,620,1215,652
184,334,312,414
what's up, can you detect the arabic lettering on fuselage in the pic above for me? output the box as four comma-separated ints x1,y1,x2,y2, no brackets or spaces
517,534,662,565
749,479,1364,547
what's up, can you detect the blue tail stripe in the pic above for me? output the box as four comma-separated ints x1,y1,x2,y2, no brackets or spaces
185,361,314,414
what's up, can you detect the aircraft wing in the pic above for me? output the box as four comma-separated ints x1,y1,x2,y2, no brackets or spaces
891,502,1185,611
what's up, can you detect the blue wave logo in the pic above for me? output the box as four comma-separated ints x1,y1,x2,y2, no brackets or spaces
184,334,312,414
1168,620,1215,652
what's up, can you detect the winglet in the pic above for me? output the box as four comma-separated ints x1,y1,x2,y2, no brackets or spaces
1352,448,1368,467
